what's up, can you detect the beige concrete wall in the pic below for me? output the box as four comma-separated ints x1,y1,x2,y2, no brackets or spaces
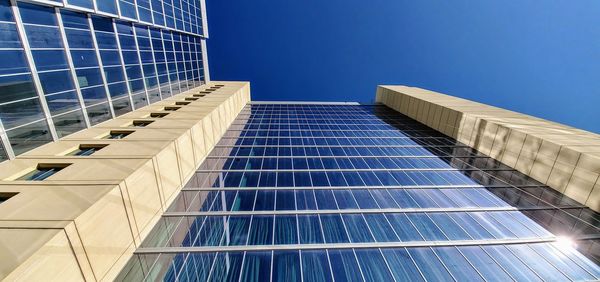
0,82,250,281
377,85,600,212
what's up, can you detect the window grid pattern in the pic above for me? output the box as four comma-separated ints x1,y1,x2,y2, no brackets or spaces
117,104,600,281
0,0,206,160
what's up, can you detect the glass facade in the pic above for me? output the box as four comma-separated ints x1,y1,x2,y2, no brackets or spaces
118,103,600,281
0,0,206,160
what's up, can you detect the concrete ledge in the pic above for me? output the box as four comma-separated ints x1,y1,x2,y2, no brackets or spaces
377,85,600,212
0,82,251,281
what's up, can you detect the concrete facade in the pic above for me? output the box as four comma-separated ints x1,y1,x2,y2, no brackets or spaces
0,82,250,281
377,85,600,212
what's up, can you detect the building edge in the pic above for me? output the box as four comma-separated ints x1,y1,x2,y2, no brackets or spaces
376,85,600,212
0,82,251,281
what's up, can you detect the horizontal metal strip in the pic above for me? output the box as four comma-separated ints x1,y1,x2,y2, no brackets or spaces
226,129,438,132
161,205,587,217
194,168,512,173
214,145,467,149
249,101,363,105
134,237,561,254
220,136,450,140
180,184,548,191
231,122,438,126
205,155,488,159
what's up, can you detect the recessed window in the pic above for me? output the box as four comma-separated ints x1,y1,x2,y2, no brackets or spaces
193,94,205,97
67,144,108,156
104,130,134,139
214,84,224,87
199,91,211,94
17,163,71,181
131,120,154,127
164,106,180,111
205,89,216,92
185,97,198,101
150,112,169,118
175,101,190,106
0,193,18,204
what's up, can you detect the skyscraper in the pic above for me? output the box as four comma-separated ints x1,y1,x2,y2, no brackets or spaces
114,100,600,281
0,0,207,161
1,1,600,281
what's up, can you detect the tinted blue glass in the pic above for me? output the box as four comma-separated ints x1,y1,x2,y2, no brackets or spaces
0,23,20,48
226,216,250,246
107,82,128,98
95,32,117,49
45,91,80,115
68,0,93,9
97,0,118,14
71,50,98,67
343,214,374,243
60,11,89,29
507,244,570,281
18,3,56,25
274,215,297,244
363,214,399,242
321,215,349,243
0,50,28,75
434,247,484,281
273,251,301,281
80,86,107,105
381,249,425,281
240,251,271,281
103,66,125,82
385,213,423,241
38,70,74,94
355,249,395,281
31,50,68,71
0,1,13,22
76,68,103,87
118,1,137,19
298,215,323,244
65,29,93,48
208,252,243,282
328,249,362,282
408,248,454,281
459,246,515,281
100,51,121,66
301,250,333,282
254,190,274,211
247,216,273,245
0,98,44,128
24,25,62,48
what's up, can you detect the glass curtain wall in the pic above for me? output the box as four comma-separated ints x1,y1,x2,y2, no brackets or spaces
0,0,206,161
118,103,600,281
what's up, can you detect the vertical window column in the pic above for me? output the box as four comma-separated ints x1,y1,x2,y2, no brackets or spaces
151,28,172,97
163,0,175,29
134,24,161,102
172,32,188,92
58,9,113,126
115,20,148,109
151,0,165,27
14,2,87,145
92,16,133,116
136,0,152,23
162,31,180,94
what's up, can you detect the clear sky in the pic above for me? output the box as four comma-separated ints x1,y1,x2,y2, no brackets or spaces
206,0,600,134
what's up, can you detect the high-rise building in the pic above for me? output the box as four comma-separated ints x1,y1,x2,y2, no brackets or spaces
1,1,600,281
0,0,208,161
113,99,600,281
1,82,600,281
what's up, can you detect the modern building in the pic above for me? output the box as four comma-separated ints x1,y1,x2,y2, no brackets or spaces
1,1,600,282
0,0,208,161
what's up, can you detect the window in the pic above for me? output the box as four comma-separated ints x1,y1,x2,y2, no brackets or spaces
16,163,71,180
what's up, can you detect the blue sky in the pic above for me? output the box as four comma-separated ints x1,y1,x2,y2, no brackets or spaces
206,0,600,134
